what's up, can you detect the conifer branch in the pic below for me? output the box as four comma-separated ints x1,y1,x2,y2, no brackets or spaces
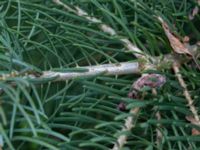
1,1,200,149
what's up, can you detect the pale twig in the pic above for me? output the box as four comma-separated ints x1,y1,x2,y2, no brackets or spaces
0,62,139,94
152,89,163,148
155,111,162,147
41,62,139,81
112,108,140,150
0,62,139,84
173,61,200,125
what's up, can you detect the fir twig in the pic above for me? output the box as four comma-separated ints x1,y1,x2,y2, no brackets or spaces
112,107,140,150
173,61,200,125
53,0,145,58
41,62,140,80
152,89,163,148
155,111,162,147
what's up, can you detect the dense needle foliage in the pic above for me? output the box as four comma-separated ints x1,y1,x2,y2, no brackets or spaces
0,0,200,149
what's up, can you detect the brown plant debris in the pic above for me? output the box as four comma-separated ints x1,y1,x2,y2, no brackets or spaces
158,16,200,70
132,74,166,91
128,74,166,99
158,16,192,56
186,116,200,135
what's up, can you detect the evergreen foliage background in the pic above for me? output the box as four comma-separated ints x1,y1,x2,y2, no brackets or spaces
0,0,200,149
